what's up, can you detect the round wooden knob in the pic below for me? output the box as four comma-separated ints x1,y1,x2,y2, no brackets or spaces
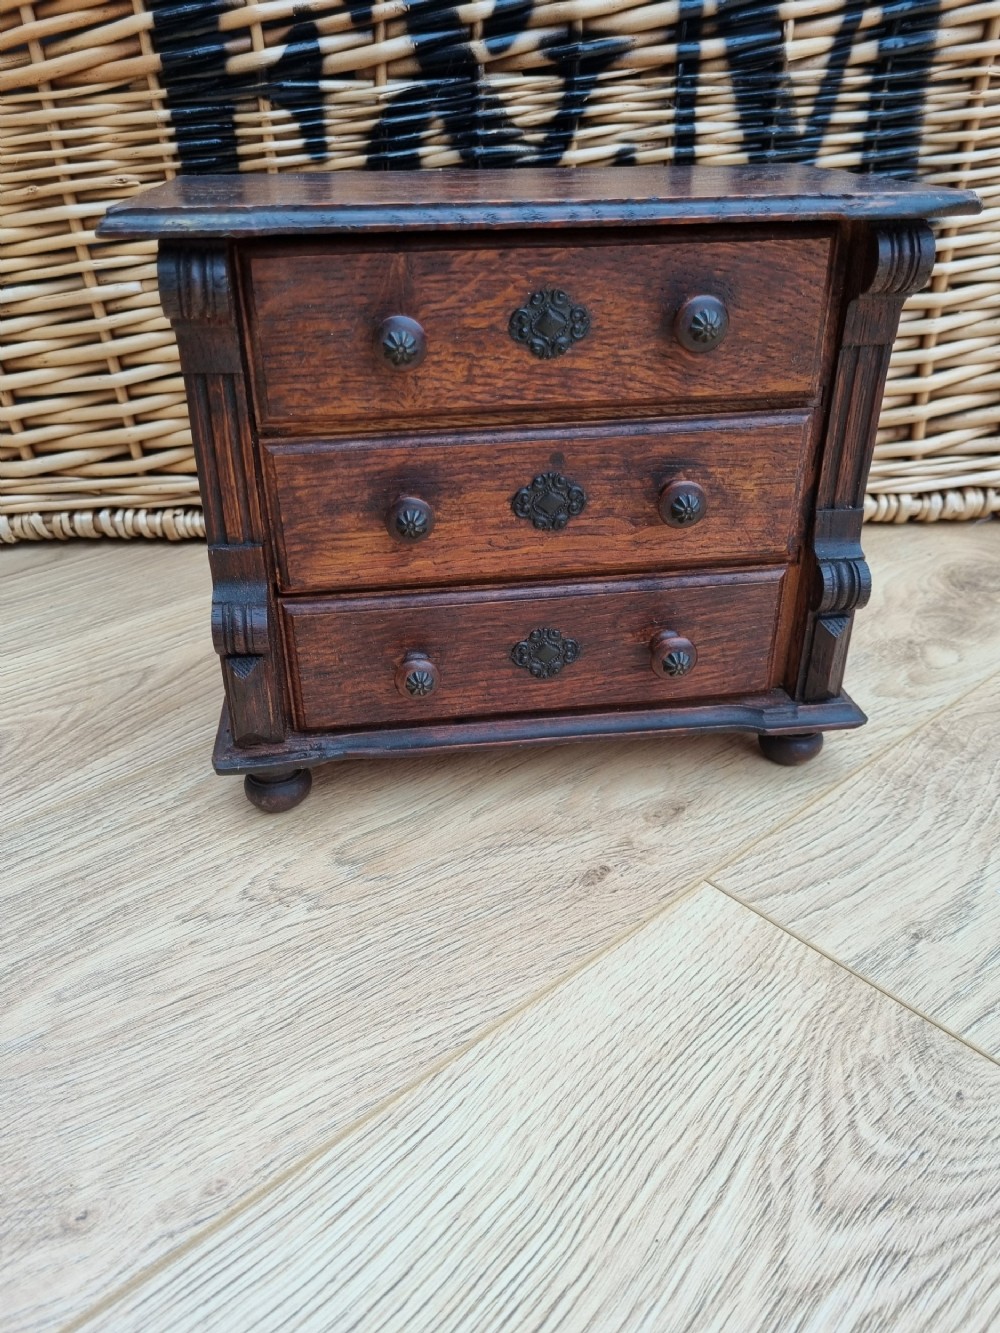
386,495,435,543
650,629,698,679
674,295,729,353
395,652,440,699
658,480,707,528
378,315,426,369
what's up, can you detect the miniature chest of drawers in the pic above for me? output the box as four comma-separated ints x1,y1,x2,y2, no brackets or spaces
100,167,978,811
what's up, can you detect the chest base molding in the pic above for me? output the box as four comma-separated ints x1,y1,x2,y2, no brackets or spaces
212,693,865,776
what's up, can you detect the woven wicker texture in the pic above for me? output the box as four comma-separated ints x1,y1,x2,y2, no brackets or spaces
2,0,999,541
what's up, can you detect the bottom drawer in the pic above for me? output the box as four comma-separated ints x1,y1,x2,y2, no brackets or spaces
283,569,787,731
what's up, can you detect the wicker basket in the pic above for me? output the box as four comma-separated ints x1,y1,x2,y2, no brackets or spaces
2,0,999,541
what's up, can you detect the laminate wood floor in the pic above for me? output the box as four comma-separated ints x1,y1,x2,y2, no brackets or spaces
3,523,999,1332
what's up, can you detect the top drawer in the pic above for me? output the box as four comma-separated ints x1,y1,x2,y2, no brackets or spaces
243,231,833,432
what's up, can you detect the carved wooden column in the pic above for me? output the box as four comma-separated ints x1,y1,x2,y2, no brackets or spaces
799,222,936,702
158,243,287,745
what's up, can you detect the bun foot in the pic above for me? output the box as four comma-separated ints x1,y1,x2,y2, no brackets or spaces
244,767,313,812
758,731,824,766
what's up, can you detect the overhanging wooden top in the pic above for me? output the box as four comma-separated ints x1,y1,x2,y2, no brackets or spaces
98,166,980,239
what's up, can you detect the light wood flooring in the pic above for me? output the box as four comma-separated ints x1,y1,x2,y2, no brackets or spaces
3,523,999,1332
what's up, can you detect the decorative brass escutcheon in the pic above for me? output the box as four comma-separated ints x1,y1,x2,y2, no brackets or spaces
511,471,586,531
510,627,581,679
508,289,591,359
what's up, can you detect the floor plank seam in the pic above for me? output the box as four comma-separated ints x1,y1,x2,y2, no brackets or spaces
12,534,997,1330
702,659,1000,890
60,877,721,1333
705,878,1000,1069
57,662,1000,1332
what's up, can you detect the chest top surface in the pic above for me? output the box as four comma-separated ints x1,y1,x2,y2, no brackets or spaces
98,165,979,239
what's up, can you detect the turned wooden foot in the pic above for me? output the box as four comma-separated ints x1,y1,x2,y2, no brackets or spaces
758,731,824,767
244,767,312,812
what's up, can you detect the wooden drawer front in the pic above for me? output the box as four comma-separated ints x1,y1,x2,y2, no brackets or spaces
246,235,831,430
265,416,810,593
284,570,786,730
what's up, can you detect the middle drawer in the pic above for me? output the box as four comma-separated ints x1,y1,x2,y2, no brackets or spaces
263,414,811,593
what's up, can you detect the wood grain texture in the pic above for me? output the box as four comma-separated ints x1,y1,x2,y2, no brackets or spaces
246,235,831,429
798,225,937,704
76,887,1000,1333
210,696,865,772
264,414,811,593
3,524,999,1331
816,226,937,513
157,245,259,543
283,569,786,729
95,166,981,240
158,243,289,745
714,672,1000,1056
840,526,1000,750
5,731,826,1332
147,178,971,783
100,172,981,787
1,543,214,823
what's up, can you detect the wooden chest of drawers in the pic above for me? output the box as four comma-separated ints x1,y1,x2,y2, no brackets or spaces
100,167,978,811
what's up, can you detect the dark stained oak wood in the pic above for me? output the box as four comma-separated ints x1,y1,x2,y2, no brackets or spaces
244,234,832,428
212,694,866,772
798,223,938,703
263,415,812,593
97,166,980,239
282,569,787,730
109,168,979,803
758,731,825,766
156,245,288,747
243,767,313,813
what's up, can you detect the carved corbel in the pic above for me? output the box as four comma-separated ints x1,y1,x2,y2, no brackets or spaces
801,507,872,701
156,242,262,544
158,245,232,323
800,222,935,702
815,557,872,616
211,587,270,661
817,222,936,513
207,545,284,747
156,241,289,747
